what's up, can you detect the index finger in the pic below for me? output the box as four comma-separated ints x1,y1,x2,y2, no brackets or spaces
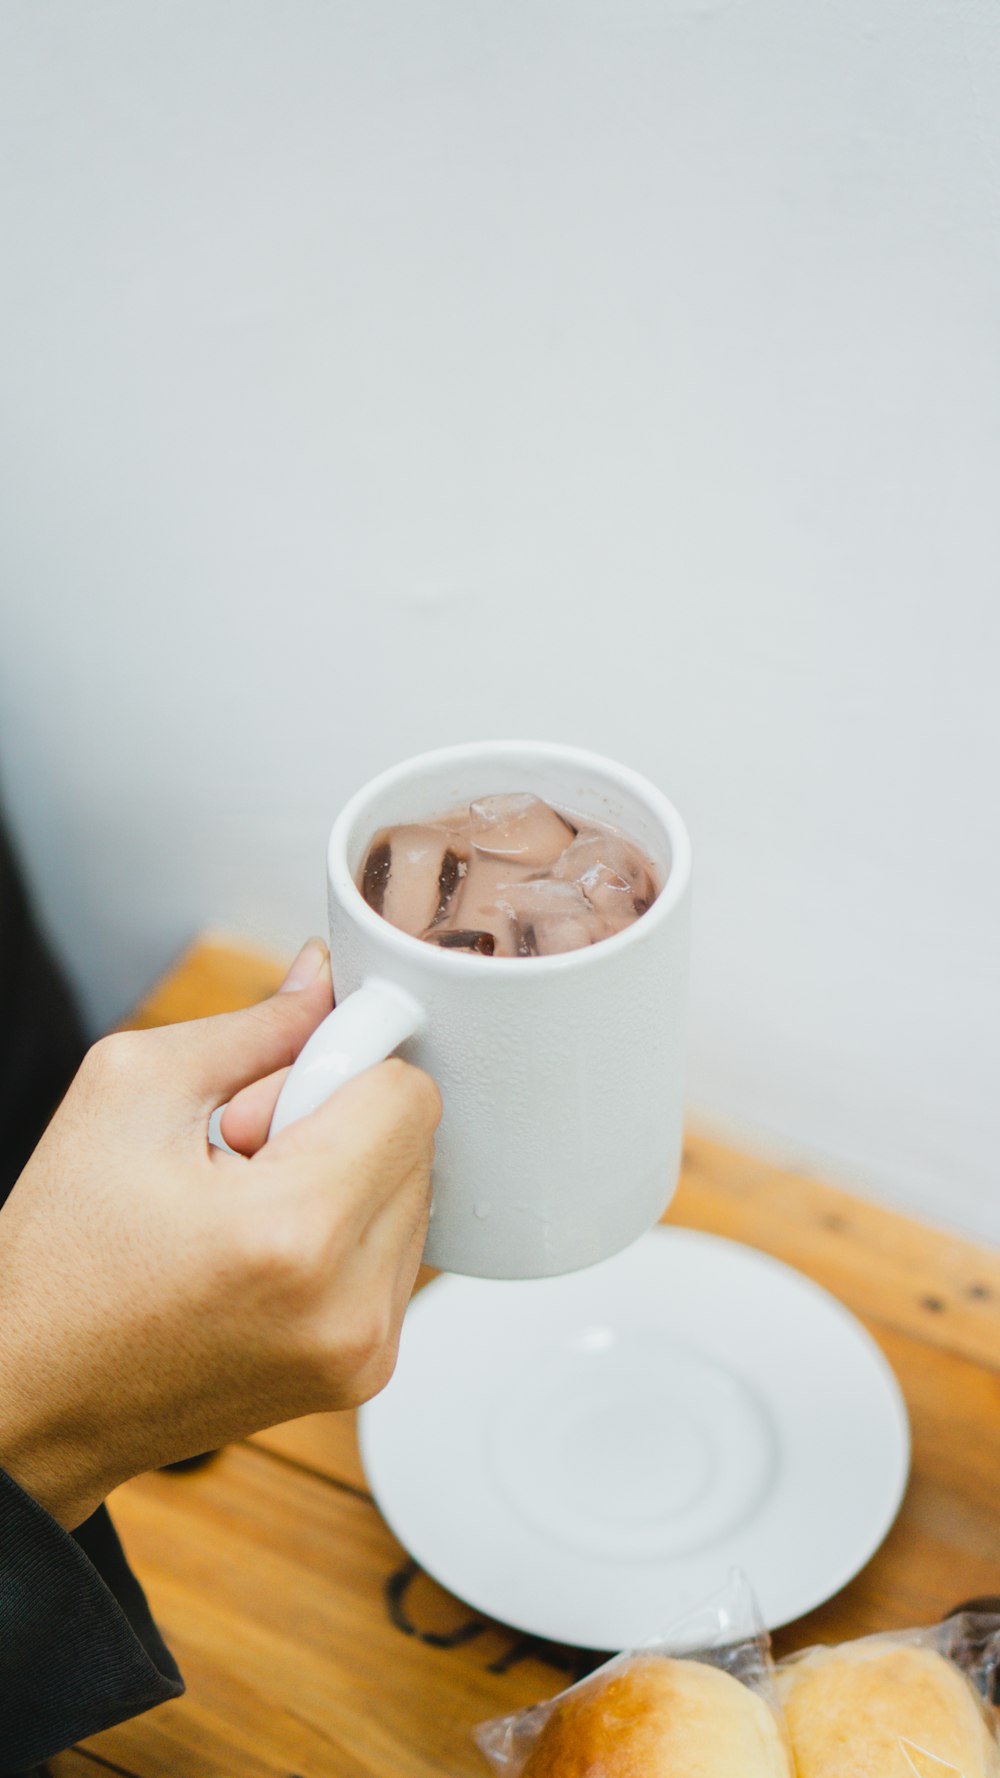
248,1057,442,1220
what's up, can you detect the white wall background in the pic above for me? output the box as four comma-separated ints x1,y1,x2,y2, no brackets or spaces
1,1,998,1241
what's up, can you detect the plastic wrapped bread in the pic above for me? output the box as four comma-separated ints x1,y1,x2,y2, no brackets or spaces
514,1652,791,1776
476,1572,791,1777
776,1624,1000,1778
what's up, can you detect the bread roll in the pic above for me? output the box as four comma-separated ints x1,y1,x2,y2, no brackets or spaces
520,1653,791,1777
776,1641,1000,1777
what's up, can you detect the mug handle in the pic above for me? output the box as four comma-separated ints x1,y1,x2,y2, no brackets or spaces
268,978,426,1138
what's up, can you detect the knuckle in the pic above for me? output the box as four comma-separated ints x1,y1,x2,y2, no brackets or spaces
79,1028,151,1089
362,1341,399,1399
239,1000,298,1062
380,1058,443,1130
235,1211,325,1306
337,1300,399,1394
356,1300,395,1367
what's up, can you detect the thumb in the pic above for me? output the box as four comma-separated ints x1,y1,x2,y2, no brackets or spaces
159,938,334,1108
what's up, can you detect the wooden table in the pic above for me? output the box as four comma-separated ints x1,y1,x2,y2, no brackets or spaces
51,938,1000,1778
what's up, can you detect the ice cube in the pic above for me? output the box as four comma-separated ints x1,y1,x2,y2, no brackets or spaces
498,878,605,956
469,793,575,867
449,854,522,954
553,832,656,921
360,826,466,936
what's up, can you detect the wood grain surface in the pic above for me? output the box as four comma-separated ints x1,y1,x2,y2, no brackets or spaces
49,937,1000,1777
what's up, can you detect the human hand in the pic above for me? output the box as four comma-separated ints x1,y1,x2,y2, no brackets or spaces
0,940,441,1530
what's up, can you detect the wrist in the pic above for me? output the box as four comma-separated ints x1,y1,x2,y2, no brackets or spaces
0,1328,112,1531
0,1436,106,1531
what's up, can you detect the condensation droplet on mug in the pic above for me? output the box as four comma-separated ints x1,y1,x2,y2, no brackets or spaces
474,1200,491,1220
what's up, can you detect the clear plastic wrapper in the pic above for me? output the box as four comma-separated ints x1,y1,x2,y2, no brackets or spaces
475,1570,792,1776
774,1613,1000,1777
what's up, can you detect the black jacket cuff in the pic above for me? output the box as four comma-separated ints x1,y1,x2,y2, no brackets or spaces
0,1467,183,1770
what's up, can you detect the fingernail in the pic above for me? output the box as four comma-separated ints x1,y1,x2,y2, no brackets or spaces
278,937,328,992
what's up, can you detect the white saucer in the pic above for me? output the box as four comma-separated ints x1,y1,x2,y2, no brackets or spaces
359,1228,910,1651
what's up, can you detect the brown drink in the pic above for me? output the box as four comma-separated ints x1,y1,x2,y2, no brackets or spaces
358,793,661,957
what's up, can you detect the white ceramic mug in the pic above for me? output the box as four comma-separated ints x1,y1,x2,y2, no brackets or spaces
270,741,691,1279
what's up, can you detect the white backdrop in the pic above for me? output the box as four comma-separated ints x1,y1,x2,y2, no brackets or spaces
1,1,998,1240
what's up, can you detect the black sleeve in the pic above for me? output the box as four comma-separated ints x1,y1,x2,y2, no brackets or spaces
0,1469,183,1770
1,798,184,1769
0,806,88,1200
